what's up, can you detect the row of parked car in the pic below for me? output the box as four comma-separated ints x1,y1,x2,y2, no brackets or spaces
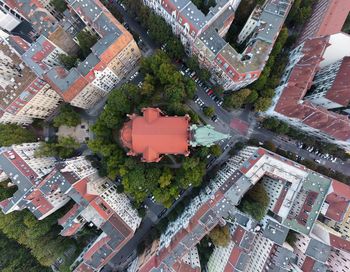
193,95,218,122
180,65,224,107
298,143,338,163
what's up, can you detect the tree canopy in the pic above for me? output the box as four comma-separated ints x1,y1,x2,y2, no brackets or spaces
50,0,67,13
77,30,98,57
35,137,80,159
53,104,81,127
58,54,78,70
0,124,36,147
239,183,270,221
208,225,231,247
224,88,251,109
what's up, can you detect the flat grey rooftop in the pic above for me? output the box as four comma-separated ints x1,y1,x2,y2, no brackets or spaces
305,238,331,263
263,219,289,245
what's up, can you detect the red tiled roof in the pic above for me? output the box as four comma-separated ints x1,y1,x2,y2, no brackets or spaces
25,189,54,216
224,247,242,272
83,235,111,261
74,262,94,272
324,180,350,222
324,57,350,106
61,222,83,236
120,108,190,162
316,0,350,37
301,256,316,271
274,36,350,142
232,226,245,245
58,203,80,226
329,233,350,253
72,177,97,203
172,260,200,272
3,150,38,181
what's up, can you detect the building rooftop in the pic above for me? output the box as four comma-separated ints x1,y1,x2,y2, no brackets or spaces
283,172,331,235
0,40,37,112
326,180,350,221
272,35,350,143
3,0,58,37
22,35,57,77
263,218,289,246
324,57,350,107
305,238,332,263
299,0,350,43
120,108,190,162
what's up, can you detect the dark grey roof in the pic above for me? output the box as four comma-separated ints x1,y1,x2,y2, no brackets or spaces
263,219,289,246
305,239,331,263
235,252,250,271
102,220,125,249
210,5,234,31
0,153,33,192
310,260,328,272
198,27,226,55
180,2,207,30
233,212,250,227
240,231,255,250
270,246,297,270
255,0,293,44
45,67,82,93
22,35,50,77
77,53,100,76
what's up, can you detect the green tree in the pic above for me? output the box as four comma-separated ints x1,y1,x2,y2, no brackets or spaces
254,97,272,112
240,199,266,221
77,30,98,57
203,106,215,117
260,88,275,98
35,137,79,159
159,168,173,188
0,124,36,146
224,88,251,109
208,225,230,247
247,183,270,207
166,38,185,59
50,0,67,12
245,89,259,104
58,54,78,70
53,104,81,127
209,144,222,157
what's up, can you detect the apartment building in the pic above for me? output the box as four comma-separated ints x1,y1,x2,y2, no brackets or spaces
0,142,67,219
0,0,141,117
0,146,142,271
129,145,350,272
304,57,350,109
42,0,141,109
267,0,350,150
144,0,292,90
0,35,62,124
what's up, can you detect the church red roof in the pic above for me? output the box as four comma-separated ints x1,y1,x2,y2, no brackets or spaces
120,108,190,162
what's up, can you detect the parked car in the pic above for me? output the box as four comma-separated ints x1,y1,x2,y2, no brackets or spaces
211,115,218,122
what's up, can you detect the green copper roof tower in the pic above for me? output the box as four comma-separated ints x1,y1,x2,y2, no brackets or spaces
189,124,231,147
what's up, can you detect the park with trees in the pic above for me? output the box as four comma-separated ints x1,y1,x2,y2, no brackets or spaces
88,51,207,208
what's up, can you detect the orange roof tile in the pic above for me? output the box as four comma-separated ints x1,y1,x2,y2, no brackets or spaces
120,108,190,162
